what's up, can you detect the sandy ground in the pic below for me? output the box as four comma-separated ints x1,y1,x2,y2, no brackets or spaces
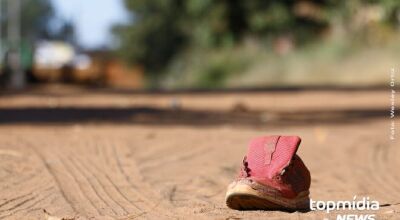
0,86,399,219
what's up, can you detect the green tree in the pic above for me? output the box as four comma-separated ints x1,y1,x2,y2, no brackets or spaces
113,0,348,81
113,0,187,78
1,0,53,42
0,0,76,44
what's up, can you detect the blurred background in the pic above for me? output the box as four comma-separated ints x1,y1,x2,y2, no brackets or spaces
0,0,399,90
0,1,399,219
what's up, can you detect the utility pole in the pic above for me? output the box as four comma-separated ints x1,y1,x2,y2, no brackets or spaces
7,0,24,89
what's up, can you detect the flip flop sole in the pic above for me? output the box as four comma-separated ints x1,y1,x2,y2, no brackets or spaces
225,181,309,211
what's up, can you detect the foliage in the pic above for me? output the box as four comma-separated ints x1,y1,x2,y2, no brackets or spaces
114,0,400,86
0,0,75,44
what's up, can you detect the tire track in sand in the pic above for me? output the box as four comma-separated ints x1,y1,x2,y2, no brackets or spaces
68,155,129,215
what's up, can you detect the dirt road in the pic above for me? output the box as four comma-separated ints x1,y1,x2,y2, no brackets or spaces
0,86,399,219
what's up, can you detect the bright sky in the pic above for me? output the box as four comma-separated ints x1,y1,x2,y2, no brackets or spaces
50,0,130,49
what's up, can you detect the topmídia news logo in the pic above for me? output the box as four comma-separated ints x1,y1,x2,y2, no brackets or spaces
310,196,380,220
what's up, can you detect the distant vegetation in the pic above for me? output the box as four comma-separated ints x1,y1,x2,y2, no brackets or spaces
0,0,76,45
114,0,400,88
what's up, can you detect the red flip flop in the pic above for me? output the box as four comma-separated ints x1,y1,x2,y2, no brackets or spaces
226,135,311,210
